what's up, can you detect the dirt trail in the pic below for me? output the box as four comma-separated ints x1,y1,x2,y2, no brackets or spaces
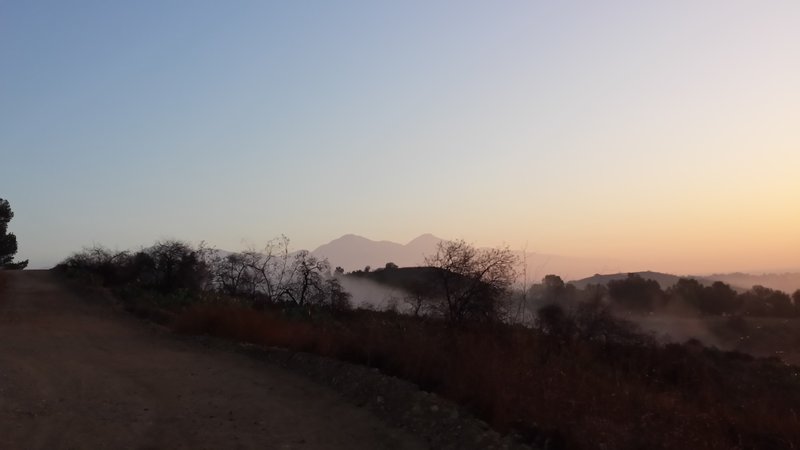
0,271,425,450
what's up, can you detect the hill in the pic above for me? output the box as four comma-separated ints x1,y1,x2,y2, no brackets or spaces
569,271,688,290
571,271,800,293
706,272,800,294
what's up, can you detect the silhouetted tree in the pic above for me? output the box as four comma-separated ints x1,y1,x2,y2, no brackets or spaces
404,290,429,317
212,252,252,296
536,303,574,340
528,274,577,309
394,274,437,317
239,235,295,302
202,236,347,310
289,250,330,307
147,240,208,293
667,278,704,310
607,273,664,313
60,245,130,285
325,277,351,310
384,262,399,270
740,285,795,317
425,239,518,324
574,298,650,346
578,283,608,304
59,241,208,296
0,198,28,269
541,274,566,301
701,281,740,315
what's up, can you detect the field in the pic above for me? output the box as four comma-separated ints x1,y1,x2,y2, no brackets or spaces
173,303,800,450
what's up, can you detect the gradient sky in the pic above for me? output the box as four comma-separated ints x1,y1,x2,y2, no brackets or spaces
2,1,798,274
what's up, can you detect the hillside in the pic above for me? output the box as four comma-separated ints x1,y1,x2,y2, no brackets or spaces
570,271,689,290
570,271,800,293
707,272,800,294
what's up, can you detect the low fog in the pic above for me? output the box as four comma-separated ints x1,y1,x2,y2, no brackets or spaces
338,276,415,313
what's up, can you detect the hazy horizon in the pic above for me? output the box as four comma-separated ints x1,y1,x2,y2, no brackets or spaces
2,1,798,274
12,231,800,279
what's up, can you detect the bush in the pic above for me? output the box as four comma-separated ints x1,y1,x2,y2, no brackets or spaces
57,241,209,300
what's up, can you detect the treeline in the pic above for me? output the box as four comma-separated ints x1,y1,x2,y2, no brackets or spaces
57,238,351,313
59,237,522,326
529,273,800,318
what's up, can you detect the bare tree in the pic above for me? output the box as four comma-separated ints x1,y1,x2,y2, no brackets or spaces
288,250,330,307
207,235,298,303
404,290,429,317
425,239,518,324
241,235,296,303
212,252,251,296
205,236,342,313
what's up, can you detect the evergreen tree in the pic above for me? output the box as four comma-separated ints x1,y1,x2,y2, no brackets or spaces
0,198,28,269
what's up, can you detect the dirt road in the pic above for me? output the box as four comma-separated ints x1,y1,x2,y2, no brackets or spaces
0,271,425,450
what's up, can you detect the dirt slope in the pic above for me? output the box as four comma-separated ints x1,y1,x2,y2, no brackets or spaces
0,271,425,450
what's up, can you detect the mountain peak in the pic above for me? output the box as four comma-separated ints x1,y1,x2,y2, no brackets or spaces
334,234,373,243
312,234,443,271
406,233,443,247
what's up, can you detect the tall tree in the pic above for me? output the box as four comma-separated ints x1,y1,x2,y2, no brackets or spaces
425,239,518,324
0,198,28,270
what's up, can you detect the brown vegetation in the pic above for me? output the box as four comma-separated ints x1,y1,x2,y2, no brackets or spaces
58,242,800,450
173,304,800,450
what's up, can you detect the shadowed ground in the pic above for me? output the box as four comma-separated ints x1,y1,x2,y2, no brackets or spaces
0,271,424,450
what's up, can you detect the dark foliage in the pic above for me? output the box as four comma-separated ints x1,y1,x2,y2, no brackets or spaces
740,285,796,317
57,241,209,294
607,273,664,312
424,240,518,324
58,238,350,315
0,198,28,270
544,273,800,319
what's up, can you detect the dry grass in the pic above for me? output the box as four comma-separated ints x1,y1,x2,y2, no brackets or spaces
173,305,800,450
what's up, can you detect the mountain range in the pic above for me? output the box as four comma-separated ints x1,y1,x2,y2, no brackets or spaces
311,234,800,293
311,233,626,281
570,271,800,294
311,233,443,272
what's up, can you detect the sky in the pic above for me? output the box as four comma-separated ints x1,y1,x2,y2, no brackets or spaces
1,1,799,274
